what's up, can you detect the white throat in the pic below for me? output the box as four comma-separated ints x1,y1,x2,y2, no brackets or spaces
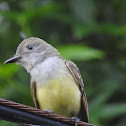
29,56,68,87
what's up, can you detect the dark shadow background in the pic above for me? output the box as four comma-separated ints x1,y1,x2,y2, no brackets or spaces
0,0,126,126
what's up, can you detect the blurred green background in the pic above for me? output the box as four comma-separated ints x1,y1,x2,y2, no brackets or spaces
0,0,126,126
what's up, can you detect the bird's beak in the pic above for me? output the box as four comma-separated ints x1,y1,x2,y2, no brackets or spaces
4,55,21,64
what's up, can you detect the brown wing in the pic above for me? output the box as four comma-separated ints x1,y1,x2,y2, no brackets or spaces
31,81,40,109
66,60,89,122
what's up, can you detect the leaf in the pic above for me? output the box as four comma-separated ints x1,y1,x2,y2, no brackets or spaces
73,23,126,38
101,103,126,119
58,44,105,61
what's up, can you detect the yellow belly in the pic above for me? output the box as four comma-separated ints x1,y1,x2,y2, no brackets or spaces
36,77,81,117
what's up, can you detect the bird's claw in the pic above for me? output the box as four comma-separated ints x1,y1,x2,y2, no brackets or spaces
44,110,54,114
72,117,78,126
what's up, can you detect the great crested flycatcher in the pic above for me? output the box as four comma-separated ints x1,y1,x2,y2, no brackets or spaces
4,37,88,123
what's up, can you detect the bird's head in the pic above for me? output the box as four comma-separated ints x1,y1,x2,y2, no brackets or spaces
4,37,60,72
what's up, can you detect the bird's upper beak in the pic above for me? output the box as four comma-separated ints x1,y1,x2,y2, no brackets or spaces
4,55,21,64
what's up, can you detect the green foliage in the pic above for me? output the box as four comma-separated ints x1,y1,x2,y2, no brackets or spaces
73,24,126,38
0,0,126,126
58,45,105,61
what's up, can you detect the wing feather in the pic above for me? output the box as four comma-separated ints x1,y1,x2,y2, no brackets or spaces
66,60,89,122
31,81,40,109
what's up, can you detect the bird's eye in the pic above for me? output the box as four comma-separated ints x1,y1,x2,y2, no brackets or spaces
27,45,33,50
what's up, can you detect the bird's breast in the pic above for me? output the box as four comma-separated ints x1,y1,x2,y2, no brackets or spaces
36,76,81,117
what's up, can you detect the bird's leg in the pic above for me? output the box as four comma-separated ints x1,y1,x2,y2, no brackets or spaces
44,109,54,114
72,117,78,126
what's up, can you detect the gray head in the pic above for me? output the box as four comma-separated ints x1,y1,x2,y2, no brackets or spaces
4,37,60,72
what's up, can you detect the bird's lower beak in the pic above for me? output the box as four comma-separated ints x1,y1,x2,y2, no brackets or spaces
4,55,21,64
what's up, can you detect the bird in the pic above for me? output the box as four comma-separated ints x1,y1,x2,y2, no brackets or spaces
4,37,89,123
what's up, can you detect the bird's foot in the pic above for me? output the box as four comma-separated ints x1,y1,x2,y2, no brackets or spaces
44,110,54,114
72,117,78,126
